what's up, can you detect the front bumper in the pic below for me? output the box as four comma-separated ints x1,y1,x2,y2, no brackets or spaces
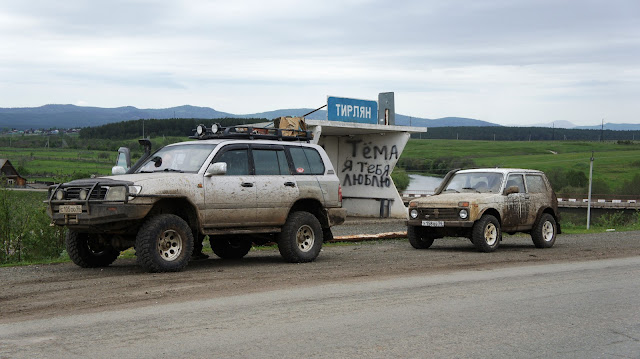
48,203,153,227
406,219,474,228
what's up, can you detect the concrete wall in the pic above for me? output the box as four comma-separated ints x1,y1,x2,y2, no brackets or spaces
314,129,411,218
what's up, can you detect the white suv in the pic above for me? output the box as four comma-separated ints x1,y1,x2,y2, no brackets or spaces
48,125,346,272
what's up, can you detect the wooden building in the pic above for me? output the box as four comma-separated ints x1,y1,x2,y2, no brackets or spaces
0,159,26,186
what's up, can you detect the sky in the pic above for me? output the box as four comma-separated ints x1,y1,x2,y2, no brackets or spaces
1,0,639,126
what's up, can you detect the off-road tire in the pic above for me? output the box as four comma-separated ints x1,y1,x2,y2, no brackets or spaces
531,213,557,248
135,214,194,272
472,214,501,252
407,226,435,249
278,211,323,263
66,230,120,268
210,235,252,259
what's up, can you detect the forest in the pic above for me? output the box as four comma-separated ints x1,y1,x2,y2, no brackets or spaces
411,126,640,141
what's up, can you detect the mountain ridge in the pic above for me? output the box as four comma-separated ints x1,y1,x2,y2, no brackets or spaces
1,104,639,130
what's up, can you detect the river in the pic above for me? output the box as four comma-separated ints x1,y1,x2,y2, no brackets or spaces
405,174,443,192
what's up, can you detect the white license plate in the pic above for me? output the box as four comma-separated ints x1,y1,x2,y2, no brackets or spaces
59,205,82,214
422,220,444,227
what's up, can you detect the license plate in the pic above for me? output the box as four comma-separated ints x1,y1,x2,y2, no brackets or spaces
59,205,82,214
422,220,444,227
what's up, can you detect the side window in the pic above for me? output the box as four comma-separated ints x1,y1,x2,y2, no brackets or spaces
505,174,525,193
289,147,325,175
526,175,547,193
253,149,290,175
215,149,249,175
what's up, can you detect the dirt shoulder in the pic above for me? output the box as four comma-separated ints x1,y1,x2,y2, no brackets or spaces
2,231,639,324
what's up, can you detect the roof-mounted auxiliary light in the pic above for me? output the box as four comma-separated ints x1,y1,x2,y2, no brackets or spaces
211,123,220,134
196,124,206,137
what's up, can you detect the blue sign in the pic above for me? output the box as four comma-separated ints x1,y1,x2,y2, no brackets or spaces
327,96,378,124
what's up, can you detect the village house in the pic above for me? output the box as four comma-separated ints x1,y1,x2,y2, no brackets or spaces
0,159,26,187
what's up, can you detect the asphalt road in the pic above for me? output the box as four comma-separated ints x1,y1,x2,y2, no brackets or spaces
1,256,639,358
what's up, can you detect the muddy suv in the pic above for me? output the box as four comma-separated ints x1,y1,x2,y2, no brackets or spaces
47,125,346,272
407,168,560,252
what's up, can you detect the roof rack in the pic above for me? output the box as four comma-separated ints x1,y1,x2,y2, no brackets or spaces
190,123,313,142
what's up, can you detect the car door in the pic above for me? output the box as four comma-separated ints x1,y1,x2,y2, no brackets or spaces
524,174,549,226
251,145,299,225
503,173,530,228
203,144,256,227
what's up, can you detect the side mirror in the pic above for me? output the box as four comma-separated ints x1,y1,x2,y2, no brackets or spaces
505,186,519,195
205,162,227,177
111,166,127,175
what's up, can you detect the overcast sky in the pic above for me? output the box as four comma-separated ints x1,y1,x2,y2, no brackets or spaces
1,0,639,126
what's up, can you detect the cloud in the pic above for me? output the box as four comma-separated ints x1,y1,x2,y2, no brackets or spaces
0,0,639,126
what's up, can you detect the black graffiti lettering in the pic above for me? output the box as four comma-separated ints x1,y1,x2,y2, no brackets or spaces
389,145,398,159
363,145,372,159
346,138,362,157
382,164,390,176
341,159,352,173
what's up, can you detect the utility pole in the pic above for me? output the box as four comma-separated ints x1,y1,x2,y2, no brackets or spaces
600,119,604,142
587,151,594,229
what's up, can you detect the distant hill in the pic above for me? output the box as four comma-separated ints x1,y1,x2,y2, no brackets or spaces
0,104,501,130
0,105,233,129
395,115,500,127
2,104,638,131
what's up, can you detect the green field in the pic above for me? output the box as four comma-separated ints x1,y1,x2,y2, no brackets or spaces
2,138,640,192
401,139,640,194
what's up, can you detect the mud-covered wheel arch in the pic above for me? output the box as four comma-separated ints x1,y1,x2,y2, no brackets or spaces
146,197,202,233
288,198,329,229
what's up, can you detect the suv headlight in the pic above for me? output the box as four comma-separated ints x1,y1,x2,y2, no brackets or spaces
105,186,141,201
410,209,419,219
105,186,126,201
459,209,468,219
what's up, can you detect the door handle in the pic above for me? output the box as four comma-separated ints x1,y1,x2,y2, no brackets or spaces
241,182,254,187
284,182,296,187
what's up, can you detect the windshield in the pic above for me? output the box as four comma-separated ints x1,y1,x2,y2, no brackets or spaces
137,144,217,173
444,172,504,193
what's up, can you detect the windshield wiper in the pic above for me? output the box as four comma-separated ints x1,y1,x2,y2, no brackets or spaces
462,187,480,193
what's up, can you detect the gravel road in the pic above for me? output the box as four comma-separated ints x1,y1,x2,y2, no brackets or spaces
1,228,639,324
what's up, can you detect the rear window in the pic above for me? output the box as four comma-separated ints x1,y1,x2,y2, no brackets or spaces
289,147,325,175
253,149,290,175
526,174,548,193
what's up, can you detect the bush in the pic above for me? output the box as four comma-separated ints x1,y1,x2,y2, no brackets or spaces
391,167,410,191
0,186,65,263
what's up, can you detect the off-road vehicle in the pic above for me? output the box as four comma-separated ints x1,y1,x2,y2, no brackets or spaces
407,168,560,252
47,124,346,272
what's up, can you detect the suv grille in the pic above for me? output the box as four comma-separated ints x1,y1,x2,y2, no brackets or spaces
65,186,108,200
419,208,459,220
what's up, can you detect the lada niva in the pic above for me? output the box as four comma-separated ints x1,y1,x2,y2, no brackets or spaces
407,168,560,252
